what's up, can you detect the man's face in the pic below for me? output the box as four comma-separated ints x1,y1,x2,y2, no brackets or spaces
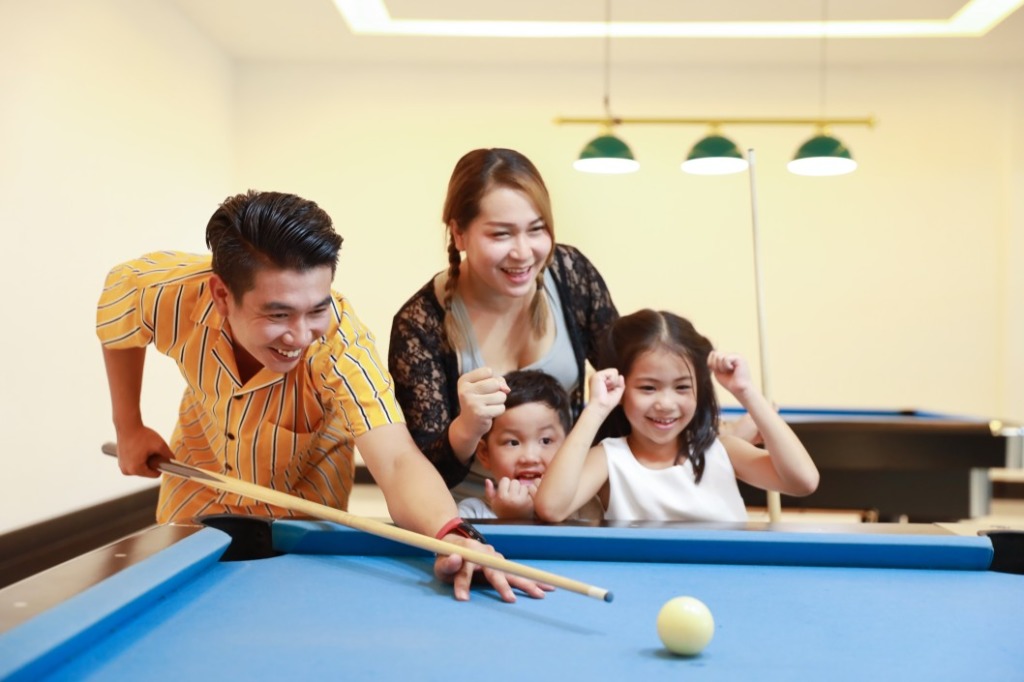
211,266,334,375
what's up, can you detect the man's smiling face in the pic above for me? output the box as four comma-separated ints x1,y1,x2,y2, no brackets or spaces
211,265,334,376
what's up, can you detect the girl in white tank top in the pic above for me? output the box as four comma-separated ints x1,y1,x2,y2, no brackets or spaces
533,309,820,523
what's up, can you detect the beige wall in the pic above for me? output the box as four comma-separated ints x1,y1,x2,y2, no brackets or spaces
234,62,1022,415
0,0,234,533
1,1,1022,532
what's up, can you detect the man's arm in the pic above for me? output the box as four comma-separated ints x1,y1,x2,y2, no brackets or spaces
355,423,548,602
355,423,458,535
101,346,172,477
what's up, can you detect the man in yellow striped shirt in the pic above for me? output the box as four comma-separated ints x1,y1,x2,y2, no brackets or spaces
96,190,544,602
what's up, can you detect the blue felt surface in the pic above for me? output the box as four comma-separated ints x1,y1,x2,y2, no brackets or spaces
2,524,1020,681
22,550,1024,681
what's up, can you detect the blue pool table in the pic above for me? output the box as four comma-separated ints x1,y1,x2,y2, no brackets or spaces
721,407,1023,521
1,519,1022,680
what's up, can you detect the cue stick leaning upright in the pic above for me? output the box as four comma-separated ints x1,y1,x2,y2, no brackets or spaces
100,444,612,602
747,148,783,523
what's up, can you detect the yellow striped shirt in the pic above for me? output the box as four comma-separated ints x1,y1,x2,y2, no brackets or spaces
96,251,401,523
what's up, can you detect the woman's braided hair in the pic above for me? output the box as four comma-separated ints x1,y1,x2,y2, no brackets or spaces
440,148,555,352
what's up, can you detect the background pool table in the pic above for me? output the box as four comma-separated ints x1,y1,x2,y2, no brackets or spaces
4,407,1019,594
722,407,1024,522
1,518,1021,680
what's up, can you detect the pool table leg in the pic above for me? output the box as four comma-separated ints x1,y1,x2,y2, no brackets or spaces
969,469,992,519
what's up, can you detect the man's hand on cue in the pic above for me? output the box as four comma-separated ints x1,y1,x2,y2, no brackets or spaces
432,535,554,602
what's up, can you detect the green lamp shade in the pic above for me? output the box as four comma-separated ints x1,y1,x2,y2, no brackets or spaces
682,135,748,175
788,134,857,176
573,134,640,174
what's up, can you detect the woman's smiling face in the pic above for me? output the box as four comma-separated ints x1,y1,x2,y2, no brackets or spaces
454,186,553,299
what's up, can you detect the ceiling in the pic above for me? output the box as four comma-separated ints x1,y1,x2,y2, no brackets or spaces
169,0,1024,67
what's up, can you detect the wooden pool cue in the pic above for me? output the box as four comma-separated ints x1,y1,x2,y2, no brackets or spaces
748,148,783,523
101,443,612,602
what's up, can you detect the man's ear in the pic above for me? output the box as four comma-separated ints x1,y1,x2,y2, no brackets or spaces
209,274,231,316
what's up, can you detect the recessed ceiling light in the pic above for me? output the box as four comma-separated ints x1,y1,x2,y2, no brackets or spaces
334,0,1024,39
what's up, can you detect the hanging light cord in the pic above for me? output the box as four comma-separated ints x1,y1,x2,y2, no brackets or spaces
602,0,613,123
818,0,828,124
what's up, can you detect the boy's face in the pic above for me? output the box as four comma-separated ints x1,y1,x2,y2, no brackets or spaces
210,265,334,376
477,401,566,487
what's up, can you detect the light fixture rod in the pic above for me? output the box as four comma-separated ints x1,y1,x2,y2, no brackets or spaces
746,147,782,522
601,0,612,121
554,115,875,128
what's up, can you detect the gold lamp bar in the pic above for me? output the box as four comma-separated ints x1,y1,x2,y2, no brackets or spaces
555,115,876,127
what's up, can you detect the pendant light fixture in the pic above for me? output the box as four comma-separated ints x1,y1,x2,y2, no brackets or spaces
574,128,639,174
682,127,749,175
788,130,856,175
557,115,874,173
788,0,857,176
556,0,874,173
573,0,638,174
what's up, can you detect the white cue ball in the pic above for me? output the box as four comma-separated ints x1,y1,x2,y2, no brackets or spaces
656,596,714,656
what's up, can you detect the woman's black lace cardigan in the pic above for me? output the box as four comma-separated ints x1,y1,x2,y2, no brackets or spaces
388,243,619,487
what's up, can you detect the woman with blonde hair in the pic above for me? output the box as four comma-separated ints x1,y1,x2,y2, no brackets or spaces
389,148,618,500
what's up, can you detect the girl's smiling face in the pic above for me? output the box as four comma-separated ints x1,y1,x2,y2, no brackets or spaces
621,347,698,456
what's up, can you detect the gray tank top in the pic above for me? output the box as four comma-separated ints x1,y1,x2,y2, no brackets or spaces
448,269,576,501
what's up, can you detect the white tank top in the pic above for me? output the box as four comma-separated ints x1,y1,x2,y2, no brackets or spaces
602,436,749,522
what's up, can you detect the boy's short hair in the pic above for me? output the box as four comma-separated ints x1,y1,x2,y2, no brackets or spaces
500,370,572,434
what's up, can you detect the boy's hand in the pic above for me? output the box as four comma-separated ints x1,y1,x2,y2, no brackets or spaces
485,477,536,519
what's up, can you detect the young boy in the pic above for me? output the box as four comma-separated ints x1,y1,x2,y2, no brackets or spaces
458,370,601,521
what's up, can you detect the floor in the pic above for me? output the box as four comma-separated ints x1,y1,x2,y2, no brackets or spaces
348,484,393,521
